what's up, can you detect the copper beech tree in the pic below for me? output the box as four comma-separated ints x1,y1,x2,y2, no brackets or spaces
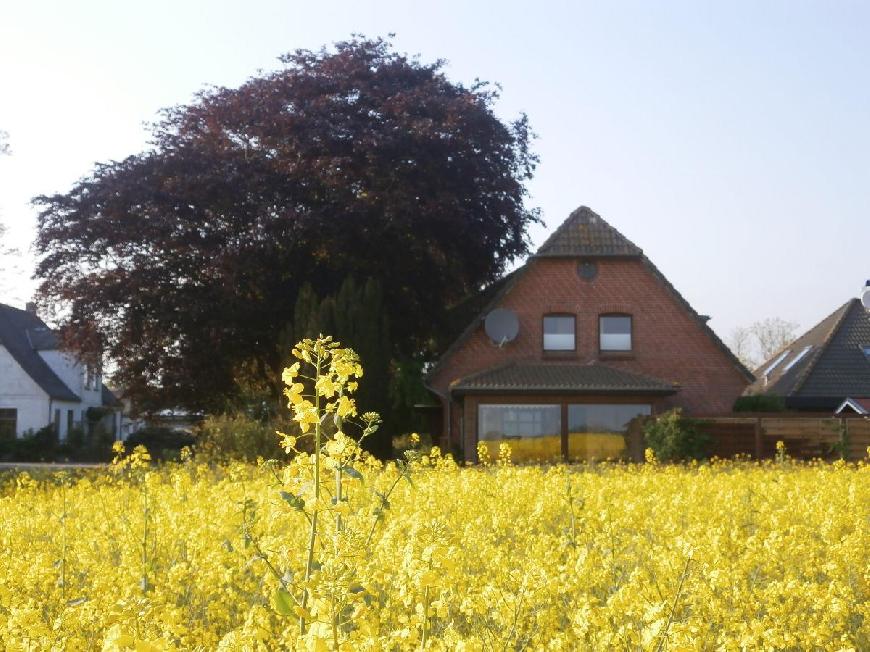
33,37,538,456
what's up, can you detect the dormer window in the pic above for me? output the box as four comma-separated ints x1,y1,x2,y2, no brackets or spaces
862,345,870,361
763,350,790,376
600,314,632,352
543,315,575,351
782,345,813,373
84,365,101,391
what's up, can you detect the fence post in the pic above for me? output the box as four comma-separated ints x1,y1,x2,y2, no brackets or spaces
754,418,763,459
841,417,848,460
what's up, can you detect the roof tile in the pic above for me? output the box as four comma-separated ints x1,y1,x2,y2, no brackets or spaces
451,362,676,395
535,206,643,258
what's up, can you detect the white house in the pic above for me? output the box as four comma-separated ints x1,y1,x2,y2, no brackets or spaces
0,301,121,440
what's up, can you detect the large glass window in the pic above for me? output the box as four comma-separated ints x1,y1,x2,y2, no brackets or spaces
543,315,575,351
478,404,561,462
600,315,632,351
568,403,650,460
0,409,16,440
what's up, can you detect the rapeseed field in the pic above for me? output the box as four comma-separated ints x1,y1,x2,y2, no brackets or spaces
0,337,866,650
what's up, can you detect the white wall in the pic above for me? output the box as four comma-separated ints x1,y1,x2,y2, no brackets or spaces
38,350,102,405
0,347,119,440
0,344,51,436
50,400,85,441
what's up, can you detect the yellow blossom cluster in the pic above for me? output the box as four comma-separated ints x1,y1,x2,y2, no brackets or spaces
0,455,866,650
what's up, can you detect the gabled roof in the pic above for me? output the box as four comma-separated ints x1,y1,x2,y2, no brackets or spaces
834,397,870,415
535,206,643,258
0,303,80,402
101,385,123,408
450,361,676,395
748,298,870,399
428,206,755,384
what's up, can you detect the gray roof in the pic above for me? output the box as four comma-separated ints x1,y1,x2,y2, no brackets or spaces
0,303,80,402
748,298,870,400
27,327,60,351
101,384,122,408
535,206,643,258
450,361,677,395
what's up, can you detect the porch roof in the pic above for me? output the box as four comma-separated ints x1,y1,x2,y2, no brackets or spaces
450,362,677,396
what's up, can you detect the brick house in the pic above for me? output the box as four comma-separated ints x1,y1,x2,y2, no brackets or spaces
426,206,753,462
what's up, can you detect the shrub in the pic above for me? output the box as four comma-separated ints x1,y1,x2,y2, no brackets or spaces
392,432,433,458
733,394,785,412
643,409,711,462
0,425,57,462
126,427,195,460
193,414,289,462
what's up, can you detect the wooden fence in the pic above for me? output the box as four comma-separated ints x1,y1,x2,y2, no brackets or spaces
693,416,870,461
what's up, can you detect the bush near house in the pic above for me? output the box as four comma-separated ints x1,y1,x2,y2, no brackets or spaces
125,427,195,461
733,394,786,412
0,425,115,463
643,409,712,462
193,414,291,463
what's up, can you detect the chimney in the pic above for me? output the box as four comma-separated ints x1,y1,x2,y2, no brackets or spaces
25,301,37,316
862,280,870,311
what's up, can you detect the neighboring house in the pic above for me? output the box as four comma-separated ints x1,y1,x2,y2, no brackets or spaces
747,297,870,411
427,206,754,462
0,302,121,440
834,397,870,416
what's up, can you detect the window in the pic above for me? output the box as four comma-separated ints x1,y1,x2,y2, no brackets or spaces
599,315,632,351
763,350,790,376
782,345,813,373
543,315,575,351
568,404,650,461
478,404,562,462
0,409,16,440
862,345,870,361
67,410,74,435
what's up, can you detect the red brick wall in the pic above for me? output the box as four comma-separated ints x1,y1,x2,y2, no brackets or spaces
429,257,750,450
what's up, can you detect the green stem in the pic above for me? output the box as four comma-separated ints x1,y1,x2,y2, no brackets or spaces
655,556,692,652
141,475,149,594
60,475,67,603
300,349,322,635
421,584,430,650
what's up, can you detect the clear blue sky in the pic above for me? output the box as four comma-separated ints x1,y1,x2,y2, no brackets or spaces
1,0,867,344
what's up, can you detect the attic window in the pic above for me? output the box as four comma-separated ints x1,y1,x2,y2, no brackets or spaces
600,314,632,351
782,345,813,373
863,345,870,360
763,350,790,376
543,315,575,351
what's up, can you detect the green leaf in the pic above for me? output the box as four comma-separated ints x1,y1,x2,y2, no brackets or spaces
273,587,295,616
342,466,363,480
279,491,305,511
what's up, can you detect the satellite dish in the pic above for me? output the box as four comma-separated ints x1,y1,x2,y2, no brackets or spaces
484,309,519,346
862,280,870,311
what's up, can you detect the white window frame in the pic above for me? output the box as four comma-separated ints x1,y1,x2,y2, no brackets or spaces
782,345,813,373
543,315,575,351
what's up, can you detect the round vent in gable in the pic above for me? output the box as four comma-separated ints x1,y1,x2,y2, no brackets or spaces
577,260,598,281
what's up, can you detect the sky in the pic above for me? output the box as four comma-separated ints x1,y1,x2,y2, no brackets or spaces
0,0,868,347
